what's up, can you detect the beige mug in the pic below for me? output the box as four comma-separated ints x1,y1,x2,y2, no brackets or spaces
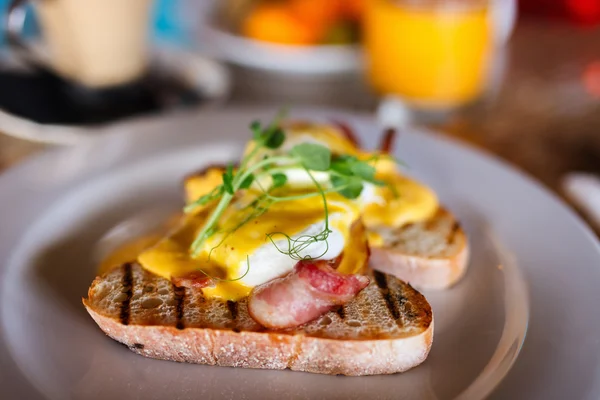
4,0,153,88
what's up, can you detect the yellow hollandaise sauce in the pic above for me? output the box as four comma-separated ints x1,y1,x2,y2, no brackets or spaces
364,175,438,229
282,122,360,156
138,189,364,301
97,234,163,276
363,170,439,247
185,166,226,206
336,219,369,276
243,122,361,163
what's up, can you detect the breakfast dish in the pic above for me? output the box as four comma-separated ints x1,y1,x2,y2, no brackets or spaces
6,109,600,399
182,123,469,290
83,116,470,375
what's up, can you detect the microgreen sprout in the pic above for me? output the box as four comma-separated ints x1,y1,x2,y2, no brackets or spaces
184,114,397,263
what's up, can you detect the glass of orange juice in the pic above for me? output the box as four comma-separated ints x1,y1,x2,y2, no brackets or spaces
364,0,494,111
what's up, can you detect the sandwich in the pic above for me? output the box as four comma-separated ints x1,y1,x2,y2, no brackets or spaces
83,116,457,375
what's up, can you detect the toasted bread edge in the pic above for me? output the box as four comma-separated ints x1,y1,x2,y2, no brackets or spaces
370,208,470,290
83,301,433,376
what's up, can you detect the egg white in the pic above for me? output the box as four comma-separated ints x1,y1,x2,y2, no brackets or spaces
232,214,346,287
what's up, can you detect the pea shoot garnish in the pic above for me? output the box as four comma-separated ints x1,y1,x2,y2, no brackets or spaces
184,116,389,261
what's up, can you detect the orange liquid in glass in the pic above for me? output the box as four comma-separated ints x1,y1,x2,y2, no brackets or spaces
364,0,492,109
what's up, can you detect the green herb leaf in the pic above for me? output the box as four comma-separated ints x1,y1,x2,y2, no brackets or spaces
204,224,219,239
222,164,235,195
264,127,285,149
331,175,364,199
371,177,387,186
271,173,288,188
350,161,376,181
193,192,218,206
191,224,220,257
239,173,255,189
350,161,387,186
291,143,331,171
250,118,285,149
250,121,262,140
187,185,217,204
330,155,355,175
184,186,224,213
341,182,364,199
331,155,387,186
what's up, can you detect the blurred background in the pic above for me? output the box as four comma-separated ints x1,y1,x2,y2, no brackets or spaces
0,0,600,228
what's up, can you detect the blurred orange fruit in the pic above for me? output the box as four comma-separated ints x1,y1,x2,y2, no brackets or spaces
242,4,321,45
289,0,342,26
340,0,366,21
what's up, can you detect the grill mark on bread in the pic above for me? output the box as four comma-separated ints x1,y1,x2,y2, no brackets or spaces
425,218,438,231
227,300,239,331
174,285,186,330
335,306,346,320
395,291,414,325
227,300,238,320
119,263,134,325
373,271,401,321
373,270,388,290
384,291,401,322
446,222,460,244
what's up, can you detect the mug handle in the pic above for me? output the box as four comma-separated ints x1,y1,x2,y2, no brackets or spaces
4,0,44,68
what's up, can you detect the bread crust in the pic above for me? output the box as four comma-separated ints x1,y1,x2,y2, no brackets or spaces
83,265,433,376
85,305,433,376
369,208,470,290
370,240,469,290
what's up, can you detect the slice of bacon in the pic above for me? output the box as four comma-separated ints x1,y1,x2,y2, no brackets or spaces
248,260,370,329
171,271,215,289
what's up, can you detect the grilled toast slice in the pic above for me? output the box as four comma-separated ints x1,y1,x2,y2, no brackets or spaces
83,263,433,376
370,208,469,290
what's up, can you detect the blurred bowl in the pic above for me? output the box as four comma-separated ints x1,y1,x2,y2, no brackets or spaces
201,1,363,75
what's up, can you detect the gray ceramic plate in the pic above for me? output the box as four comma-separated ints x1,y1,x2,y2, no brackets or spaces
1,108,599,400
